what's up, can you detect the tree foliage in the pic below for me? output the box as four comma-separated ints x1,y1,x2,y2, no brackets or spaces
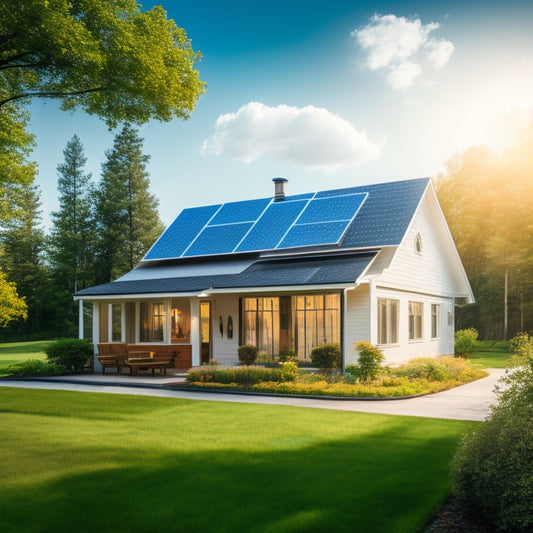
435,120,533,339
0,0,205,127
0,268,27,327
95,123,164,283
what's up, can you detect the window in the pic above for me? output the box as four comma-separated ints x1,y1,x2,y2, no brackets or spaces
431,304,440,339
378,298,399,345
171,299,190,343
243,297,280,355
409,302,423,340
293,294,340,359
241,293,341,358
140,301,165,342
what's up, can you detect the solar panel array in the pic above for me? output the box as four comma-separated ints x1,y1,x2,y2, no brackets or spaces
144,191,368,260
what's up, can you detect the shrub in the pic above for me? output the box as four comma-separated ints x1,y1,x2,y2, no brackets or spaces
255,352,277,364
454,328,478,357
237,345,258,366
45,338,93,374
354,341,384,382
450,360,533,532
310,343,341,371
186,365,282,385
279,361,298,382
7,359,65,377
279,349,297,362
509,332,533,365
344,364,361,380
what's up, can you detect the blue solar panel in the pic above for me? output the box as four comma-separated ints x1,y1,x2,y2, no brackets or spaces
210,198,270,225
297,194,366,224
279,221,349,249
144,204,221,260
144,187,371,259
183,223,253,257
236,200,308,252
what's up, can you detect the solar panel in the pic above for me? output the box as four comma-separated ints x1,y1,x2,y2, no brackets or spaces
184,223,254,257
236,200,308,252
144,204,221,260
144,189,368,260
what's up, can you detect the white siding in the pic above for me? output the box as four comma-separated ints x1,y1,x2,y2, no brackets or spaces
344,285,371,365
375,287,455,363
210,294,240,365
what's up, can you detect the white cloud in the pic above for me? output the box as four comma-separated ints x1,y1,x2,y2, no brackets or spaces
201,102,380,171
352,13,454,89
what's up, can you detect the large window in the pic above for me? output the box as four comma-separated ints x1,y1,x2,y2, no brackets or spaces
431,304,440,339
140,301,165,342
293,294,340,359
378,298,399,345
242,294,340,358
243,297,280,355
409,302,423,340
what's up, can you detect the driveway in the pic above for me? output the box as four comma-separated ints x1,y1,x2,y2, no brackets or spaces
0,369,504,421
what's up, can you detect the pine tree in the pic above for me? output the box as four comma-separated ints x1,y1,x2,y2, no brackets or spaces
95,124,164,283
48,135,96,336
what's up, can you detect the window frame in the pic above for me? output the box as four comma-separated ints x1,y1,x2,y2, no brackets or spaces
431,304,440,339
408,301,424,341
377,298,399,345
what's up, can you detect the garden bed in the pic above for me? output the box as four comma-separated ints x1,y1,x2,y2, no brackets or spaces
184,357,488,398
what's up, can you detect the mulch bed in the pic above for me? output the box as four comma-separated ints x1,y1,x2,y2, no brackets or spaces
420,495,496,533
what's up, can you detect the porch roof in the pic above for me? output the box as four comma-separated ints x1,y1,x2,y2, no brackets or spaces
75,251,377,298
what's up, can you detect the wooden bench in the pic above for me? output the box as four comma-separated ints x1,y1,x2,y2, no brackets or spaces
125,352,174,376
97,355,128,374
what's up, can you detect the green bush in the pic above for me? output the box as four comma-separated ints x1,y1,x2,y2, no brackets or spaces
354,341,384,382
454,328,478,357
237,345,258,366
509,332,533,365
255,352,277,364
278,349,297,362
344,364,361,379
310,343,341,371
450,360,533,532
7,359,65,377
45,338,93,374
186,365,283,385
279,362,298,382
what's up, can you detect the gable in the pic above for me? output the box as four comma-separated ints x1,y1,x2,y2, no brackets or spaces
371,183,474,301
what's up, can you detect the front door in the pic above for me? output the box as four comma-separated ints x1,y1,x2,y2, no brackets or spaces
200,301,211,365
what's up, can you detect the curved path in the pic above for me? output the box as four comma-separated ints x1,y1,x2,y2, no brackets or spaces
0,369,504,421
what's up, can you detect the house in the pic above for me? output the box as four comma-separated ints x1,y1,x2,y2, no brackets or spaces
74,177,473,371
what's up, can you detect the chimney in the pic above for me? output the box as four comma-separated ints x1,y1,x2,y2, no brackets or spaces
273,177,288,201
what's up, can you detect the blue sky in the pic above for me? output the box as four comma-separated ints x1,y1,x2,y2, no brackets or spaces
29,0,533,228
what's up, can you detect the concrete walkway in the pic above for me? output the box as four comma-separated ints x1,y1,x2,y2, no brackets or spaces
0,369,505,421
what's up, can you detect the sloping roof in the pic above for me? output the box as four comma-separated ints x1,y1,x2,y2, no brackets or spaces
143,177,430,261
75,252,377,297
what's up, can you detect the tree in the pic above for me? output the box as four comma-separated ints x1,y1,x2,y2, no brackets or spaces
435,121,533,339
0,269,27,327
95,123,164,283
0,0,205,127
0,183,49,338
49,135,96,294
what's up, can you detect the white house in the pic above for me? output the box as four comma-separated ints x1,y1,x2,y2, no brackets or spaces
75,177,473,371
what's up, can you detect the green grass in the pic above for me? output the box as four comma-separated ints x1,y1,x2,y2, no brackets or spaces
468,340,512,369
0,340,52,376
0,388,478,533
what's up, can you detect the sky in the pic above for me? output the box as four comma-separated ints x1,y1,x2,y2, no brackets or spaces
28,0,533,229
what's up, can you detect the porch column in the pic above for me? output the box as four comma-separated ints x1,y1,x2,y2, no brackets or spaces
93,303,101,373
190,297,200,367
369,278,377,345
78,300,84,339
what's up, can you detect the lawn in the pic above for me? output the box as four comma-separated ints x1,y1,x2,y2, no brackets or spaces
0,340,52,376
0,388,477,533
468,340,511,369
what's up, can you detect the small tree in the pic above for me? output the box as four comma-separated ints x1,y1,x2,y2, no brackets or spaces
354,341,384,382
45,339,93,374
237,345,258,366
